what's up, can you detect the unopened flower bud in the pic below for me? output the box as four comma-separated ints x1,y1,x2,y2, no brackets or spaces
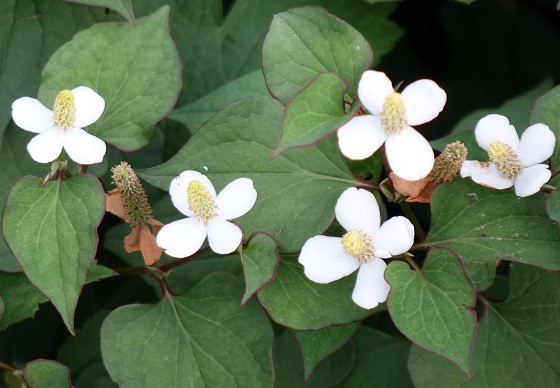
111,162,153,227
430,141,468,184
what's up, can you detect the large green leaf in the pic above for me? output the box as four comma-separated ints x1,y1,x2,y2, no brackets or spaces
385,249,476,376
101,273,274,387
424,179,560,290
292,323,359,379
0,0,103,138
65,0,135,24
240,233,280,304
408,264,560,387
262,7,372,104
2,175,105,333
340,326,413,387
38,7,181,151
24,360,73,388
258,256,377,330
531,83,560,172
139,98,358,253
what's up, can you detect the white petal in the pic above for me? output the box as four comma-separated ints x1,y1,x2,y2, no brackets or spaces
460,160,514,190
206,218,243,254
352,258,390,309
372,216,414,258
72,86,105,128
216,178,257,220
337,115,387,160
169,171,216,217
358,70,394,115
156,218,207,258
63,127,106,165
517,123,556,167
514,164,551,197
385,127,435,180
12,97,54,133
298,235,360,283
401,80,447,126
474,114,519,151
335,187,381,236
27,128,65,163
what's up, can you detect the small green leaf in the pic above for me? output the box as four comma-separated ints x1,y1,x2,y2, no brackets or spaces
101,273,274,387
262,6,373,104
424,179,560,290
292,323,359,379
64,0,135,24
408,264,560,387
38,6,181,151
531,83,560,172
385,249,476,376
241,233,280,304
2,175,106,333
258,256,378,330
139,98,358,253
24,360,73,388
273,72,354,157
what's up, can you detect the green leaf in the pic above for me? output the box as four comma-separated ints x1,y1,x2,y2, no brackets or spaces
0,123,47,272
2,175,106,333
340,326,413,387
274,330,356,388
139,98,358,253
424,178,560,290
258,256,378,330
408,264,560,386
64,0,135,24
272,72,354,157
38,7,181,151
23,360,73,388
101,273,274,387
0,0,103,138
241,233,280,304
385,249,476,376
547,190,560,223
0,263,112,331
292,323,359,380
531,83,560,172
262,7,372,104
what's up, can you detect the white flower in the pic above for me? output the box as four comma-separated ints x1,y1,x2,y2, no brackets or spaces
337,70,447,181
11,87,107,165
156,171,257,258
298,187,414,309
460,114,555,197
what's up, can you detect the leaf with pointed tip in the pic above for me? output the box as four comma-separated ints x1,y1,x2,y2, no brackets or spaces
258,256,378,330
531,83,560,172
38,7,181,151
241,233,280,304
385,249,476,376
101,273,274,387
64,0,135,23
24,360,73,388
2,175,105,333
262,7,373,104
292,323,359,379
424,179,560,290
139,98,359,253
408,264,560,387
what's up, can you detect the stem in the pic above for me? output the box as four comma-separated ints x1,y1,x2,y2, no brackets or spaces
0,360,16,372
157,247,210,273
399,202,426,242
404,255,422,272
112,266,150,276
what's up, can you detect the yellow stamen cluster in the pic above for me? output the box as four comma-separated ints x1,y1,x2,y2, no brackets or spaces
111,162,153,227
430,141,468,184
187,180,217,222
53,89,76,129
342,230,375,263
381,93,407,135
487,141,522,179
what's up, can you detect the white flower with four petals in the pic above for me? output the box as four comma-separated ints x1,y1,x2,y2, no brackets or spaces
11,86,106,165
461,114,555,197
298,187,414,309
337,70,447,180
157,171,257,258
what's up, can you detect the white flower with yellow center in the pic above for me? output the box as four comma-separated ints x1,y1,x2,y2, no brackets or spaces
156,171,257,258
461,114,555,197
11,87,106,164
337,70,447,180
298,188,414,309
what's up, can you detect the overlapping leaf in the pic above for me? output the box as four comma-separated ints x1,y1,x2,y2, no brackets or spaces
531,82,560,172
240,233,280,304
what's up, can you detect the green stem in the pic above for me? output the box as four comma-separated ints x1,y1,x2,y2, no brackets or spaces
0,360,16,372
404,255,422,272
399,202,426,242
